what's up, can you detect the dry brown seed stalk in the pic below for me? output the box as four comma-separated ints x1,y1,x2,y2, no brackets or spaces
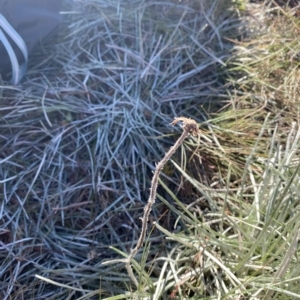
125,117,199,287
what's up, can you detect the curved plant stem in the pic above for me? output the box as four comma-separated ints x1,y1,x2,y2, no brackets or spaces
125,117,199,287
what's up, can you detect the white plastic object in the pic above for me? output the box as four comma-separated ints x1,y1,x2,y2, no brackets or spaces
0,13,28,84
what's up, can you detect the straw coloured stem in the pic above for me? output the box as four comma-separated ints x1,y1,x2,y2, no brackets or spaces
125,117,199,286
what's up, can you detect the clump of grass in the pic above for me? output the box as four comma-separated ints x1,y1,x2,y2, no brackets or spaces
99,116,300,299
152,118,300,299
228,0,300,123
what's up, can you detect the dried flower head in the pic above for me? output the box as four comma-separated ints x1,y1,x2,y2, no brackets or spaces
171,117,199,136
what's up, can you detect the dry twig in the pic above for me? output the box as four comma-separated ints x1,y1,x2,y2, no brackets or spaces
125,117,199,287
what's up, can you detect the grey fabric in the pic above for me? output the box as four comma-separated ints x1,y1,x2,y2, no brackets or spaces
0,0,62,82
